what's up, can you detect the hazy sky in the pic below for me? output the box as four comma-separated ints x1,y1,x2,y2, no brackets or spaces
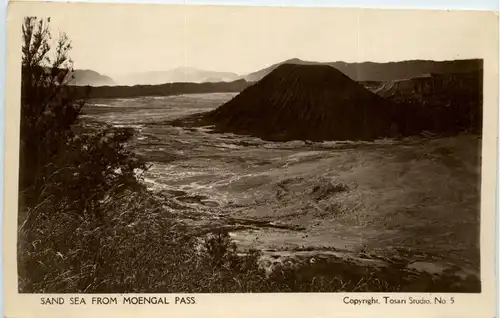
42,4,493,77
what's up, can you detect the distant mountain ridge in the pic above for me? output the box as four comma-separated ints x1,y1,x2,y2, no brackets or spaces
115,67,240,86
68,69,115,86
68,58,482,88
68,58,483,99
243,58,483,82
72,79,249,99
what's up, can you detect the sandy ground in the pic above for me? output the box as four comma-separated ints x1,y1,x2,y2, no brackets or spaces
82,93,481,278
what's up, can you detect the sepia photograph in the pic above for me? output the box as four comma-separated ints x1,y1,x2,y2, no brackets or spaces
4,2,498,307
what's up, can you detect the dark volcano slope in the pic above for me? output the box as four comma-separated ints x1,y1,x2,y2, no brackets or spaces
203,64,400,141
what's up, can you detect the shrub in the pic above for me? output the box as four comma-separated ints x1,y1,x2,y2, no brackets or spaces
18,16,152,292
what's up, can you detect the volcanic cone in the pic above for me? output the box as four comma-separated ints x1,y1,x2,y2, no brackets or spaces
206,63,398,141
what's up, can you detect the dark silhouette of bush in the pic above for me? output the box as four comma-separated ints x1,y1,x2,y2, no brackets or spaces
18,17,148,289
19,17,146,211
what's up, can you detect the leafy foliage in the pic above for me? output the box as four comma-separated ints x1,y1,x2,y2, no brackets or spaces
18,16,149,288
19,16,145,211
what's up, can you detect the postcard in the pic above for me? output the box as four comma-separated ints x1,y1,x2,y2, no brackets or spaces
3,2,499,317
